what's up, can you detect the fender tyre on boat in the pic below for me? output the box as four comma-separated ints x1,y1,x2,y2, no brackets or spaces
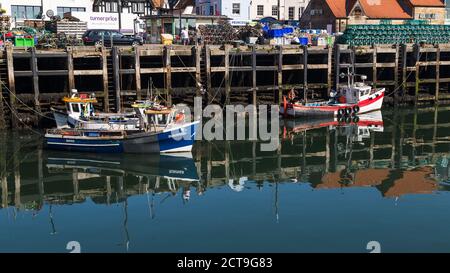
352,105,360,114
345,108,352,116
353,116,360,123
338,109,346,117
345,116,352,124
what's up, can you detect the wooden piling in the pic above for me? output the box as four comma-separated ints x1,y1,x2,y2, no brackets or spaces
401,44,408,102
101,47,109,112
435,45,440,104
30,47,40,112
303,45,308,99
327,45,333,95
164,46,172,106
0,63,5,129
278,46,283,104
372,46,377,88
206,45,212,101
414,44,420,105
67,48,75,91
112,47,121,112
394,44,400,105
6,45,17,128
335,44,341,90
195,45,202,97
252,45,257,106
135,47,142,100
224,44,231,105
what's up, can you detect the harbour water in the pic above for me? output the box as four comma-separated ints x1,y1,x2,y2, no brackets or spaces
1,106,450,253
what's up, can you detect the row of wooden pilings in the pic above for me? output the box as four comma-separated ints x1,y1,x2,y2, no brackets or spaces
1,43,450,128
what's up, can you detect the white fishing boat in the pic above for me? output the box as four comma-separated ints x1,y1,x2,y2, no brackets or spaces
52,89,141,130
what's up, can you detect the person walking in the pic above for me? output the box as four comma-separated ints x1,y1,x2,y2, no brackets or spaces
181,27,189,45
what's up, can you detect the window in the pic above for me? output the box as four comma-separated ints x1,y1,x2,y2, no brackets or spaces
288,7,295,20
272,5,278,17
105,1,118,13
232,3,240,15
57,7,86,17
310,9,323,16
132,3,145,13
299,7,304,19
11,5,41,19
257,5,264,16
196,7,200,15
419,13,437,19
353,7,362,16
210,6,214,15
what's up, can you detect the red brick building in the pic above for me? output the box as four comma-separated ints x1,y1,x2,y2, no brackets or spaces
300,0,446,33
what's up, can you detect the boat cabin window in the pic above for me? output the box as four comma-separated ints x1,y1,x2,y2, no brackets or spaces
71,104,80,113
149,113,170,126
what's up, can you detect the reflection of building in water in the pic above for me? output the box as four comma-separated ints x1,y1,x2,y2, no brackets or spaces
1,107,450,210
311,167,439,198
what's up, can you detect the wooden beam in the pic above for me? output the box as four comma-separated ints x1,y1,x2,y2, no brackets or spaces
0,61,4,129
67,48,75,91
6,45,17,128
112,46,121,112
225,44,231,105
394,44,400,105
101,48,109,112
372,46,377,88
206,45,212,101
195,45,202,97
327,45,333,95
135,47,142,100
278,46,283,105
303,45,308,99
164,46,172,107
335,44,340,93
252,45,257,107
30,47,40,112
435,45,440,104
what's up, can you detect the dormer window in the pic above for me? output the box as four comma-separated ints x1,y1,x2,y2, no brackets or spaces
353,6,362,17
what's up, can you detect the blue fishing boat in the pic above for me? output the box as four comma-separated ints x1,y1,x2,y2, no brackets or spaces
45,103,200,153
45,121,199,153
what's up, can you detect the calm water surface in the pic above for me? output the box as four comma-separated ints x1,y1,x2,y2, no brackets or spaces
1,106,450,253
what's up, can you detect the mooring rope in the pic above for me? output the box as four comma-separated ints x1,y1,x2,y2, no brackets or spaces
0,81,56,121
2,96,44,136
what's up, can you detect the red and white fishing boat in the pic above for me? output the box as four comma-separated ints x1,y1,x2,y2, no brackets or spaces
280,72,385,118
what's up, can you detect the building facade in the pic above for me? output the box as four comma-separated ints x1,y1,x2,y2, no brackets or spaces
249,0,309,21
0,0,156,33
195,0,309,23
300,0,447,33
195,0,251,25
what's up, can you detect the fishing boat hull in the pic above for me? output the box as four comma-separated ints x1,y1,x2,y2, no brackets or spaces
280,88,385,118
45,121,200,154
52,108,70,129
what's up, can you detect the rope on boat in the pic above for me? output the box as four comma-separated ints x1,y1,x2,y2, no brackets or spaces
2,96,44,136
0,80,56,121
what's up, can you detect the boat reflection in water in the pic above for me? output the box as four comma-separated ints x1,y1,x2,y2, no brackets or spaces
45,151,201,203
1,108,449,212
281,110,441,198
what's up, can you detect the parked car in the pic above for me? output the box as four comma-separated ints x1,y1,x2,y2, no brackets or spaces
82,29,143,46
